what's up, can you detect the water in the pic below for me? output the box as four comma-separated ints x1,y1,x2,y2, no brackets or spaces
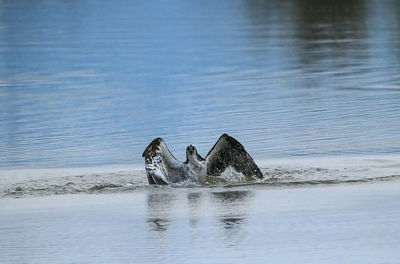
1,0,400,263
1,183,400,264
1,0,400,169
1,156,400,198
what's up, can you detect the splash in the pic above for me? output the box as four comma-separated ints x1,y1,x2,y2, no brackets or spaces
1,156,400,198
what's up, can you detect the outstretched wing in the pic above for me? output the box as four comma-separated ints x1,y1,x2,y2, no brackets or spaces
142,138,187,185
205,134,263,180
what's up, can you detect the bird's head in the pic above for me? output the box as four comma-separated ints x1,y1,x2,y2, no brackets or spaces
186,144,198,159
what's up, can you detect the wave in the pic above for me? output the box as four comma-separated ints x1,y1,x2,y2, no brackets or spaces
1,156,400,198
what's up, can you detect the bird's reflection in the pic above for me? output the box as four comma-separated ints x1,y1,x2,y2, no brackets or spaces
211,190,250,203
146,192,175,233
211,191,251,227
187,192,202,206
211,190,253,244
187,192,202,228
146,217,170,232
220,216,245,230
145,189,253,242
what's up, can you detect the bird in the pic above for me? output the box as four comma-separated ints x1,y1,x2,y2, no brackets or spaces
142,133,263,185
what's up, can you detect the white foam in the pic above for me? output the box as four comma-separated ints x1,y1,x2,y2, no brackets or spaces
1,155,399,198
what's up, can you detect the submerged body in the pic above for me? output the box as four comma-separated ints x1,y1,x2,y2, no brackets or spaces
142,133,263,185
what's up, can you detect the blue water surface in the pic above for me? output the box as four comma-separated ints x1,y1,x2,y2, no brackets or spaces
1,0,400,168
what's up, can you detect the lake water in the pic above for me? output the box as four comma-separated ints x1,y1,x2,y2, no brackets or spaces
1,0,400,263
1,182,400,264
1,0,400,169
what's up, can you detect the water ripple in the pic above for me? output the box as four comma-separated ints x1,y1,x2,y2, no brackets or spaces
1,156,399,198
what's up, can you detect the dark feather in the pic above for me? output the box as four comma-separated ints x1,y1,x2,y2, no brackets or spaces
142,134,263,185
205,134,263,180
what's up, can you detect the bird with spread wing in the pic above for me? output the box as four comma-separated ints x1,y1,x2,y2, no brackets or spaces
142,133,263,185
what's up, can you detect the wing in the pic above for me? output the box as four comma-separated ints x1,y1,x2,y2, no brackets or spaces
205,134,263,180
142,137,187,185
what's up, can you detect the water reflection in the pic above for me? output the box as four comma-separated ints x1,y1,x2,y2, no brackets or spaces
294,0,367,70
1,0,400,168
146,192,175,233
211,190,251,204
244,0,369,70
187,192,202,206
145,190,253,238
220,217,245,230
211,190,252,245
187,192,202,228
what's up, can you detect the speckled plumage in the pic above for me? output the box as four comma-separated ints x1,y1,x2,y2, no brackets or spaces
142,133,263,185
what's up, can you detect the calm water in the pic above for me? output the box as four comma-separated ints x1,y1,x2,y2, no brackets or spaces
1,0,400,169
1,1,400,263
1,182,400,264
